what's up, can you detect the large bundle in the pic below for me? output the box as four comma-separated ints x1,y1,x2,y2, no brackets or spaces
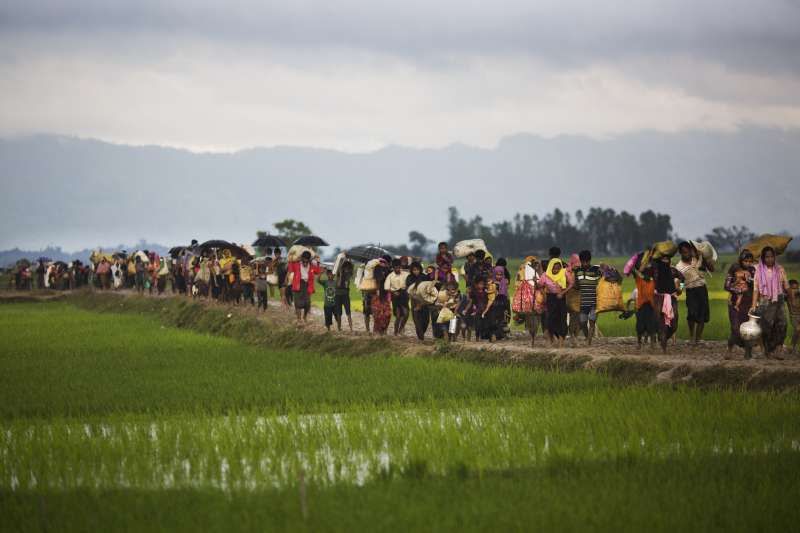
651,240,677,260
411,280,439,304
596,278,624,313
453,239,487,259
89,250,115,265
741,234,793,258
437,307,455,324
287,245,314,262
690,240,718,269
358,258,380,291
332,252,346,276
641,240,677,267
566,287,581,313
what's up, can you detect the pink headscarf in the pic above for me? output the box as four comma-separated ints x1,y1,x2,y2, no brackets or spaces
493,266,509,296
568,253,581,271
755,257,783,302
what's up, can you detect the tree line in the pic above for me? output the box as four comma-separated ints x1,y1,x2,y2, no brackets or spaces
443,207,674,257
383,209,776,259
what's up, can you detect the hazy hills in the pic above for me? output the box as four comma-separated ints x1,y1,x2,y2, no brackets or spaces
1,127,798,254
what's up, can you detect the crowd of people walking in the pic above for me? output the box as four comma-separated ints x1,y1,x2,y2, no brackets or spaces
7,236,799,358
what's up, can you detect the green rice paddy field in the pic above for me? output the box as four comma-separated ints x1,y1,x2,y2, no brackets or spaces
1,300,800,531
313,254,800,341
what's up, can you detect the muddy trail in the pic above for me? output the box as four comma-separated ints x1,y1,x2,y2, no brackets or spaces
4,289,800,391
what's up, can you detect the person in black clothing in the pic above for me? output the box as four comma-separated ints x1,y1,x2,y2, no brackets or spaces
463,252,480,289
406,261,431,341
653,255,685,353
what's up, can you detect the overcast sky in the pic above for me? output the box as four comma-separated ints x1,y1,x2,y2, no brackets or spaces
2,0,800,152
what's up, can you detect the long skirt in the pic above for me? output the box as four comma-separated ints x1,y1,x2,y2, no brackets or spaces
636,303,658,337
654,293,679,343
411,304,430,340
546,294,567,339
485,295,508,340
759,299,787,355
727,292,753,348
371,293,392,333
429,305,444,339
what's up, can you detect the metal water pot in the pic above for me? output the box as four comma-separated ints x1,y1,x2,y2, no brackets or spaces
740,313,762,342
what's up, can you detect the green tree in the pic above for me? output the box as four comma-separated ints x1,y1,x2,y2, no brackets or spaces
272,219,313,244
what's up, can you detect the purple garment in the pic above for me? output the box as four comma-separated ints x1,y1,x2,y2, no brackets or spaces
755,261,784,302
493,266,508,296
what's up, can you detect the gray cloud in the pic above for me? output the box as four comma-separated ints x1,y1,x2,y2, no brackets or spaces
2,0,799,74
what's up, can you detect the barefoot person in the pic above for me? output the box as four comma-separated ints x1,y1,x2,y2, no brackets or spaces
724,250,755,356
384,259,410,336
675,241,712,345
406,261,431,341
287,251,321,325
750,247,794,359
653,255,684,353
538,258,569,348
335,258,354,332
788,280,800,355
573,250,602,345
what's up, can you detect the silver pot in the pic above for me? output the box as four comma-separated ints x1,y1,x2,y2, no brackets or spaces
740,313,762,342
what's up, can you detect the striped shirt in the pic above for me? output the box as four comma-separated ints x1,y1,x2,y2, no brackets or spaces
574,266,602,309
675,257,705,289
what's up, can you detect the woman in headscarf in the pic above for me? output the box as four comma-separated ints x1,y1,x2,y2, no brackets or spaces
406,261,431,341
486,266,509,341
725,250,756,357
565,253,583,346
750,246,794,358
371,264,393,336
653,255,684,353
538,258,569,347
513,256,546,347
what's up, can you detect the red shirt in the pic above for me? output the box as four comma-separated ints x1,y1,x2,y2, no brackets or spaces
287,261,321,294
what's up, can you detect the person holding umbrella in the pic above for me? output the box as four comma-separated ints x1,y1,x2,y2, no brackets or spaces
286,250,321,324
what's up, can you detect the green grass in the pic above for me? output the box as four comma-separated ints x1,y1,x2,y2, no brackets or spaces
0,303,604,419
2,300,800,532
4,454,800,533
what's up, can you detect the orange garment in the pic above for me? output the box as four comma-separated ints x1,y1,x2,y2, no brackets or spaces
635,276,656,310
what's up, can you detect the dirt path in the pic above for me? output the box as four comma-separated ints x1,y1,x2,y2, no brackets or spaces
5,289,800,389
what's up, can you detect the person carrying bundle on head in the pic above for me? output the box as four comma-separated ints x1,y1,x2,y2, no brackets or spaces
385,258,410,336
675,241,713,345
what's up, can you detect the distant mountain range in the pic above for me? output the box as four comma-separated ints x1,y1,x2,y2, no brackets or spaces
1,127,799,253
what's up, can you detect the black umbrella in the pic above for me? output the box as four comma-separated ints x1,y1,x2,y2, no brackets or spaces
253,235,287,248
345,245,392,263
293,235,328,247
198,239,233,251
168,246,190,257
225,245,253,260
197,240,252,260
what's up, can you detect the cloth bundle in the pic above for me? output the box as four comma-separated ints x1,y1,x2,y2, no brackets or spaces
453,239,487,259
287,245,314,262
741,234,793,258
